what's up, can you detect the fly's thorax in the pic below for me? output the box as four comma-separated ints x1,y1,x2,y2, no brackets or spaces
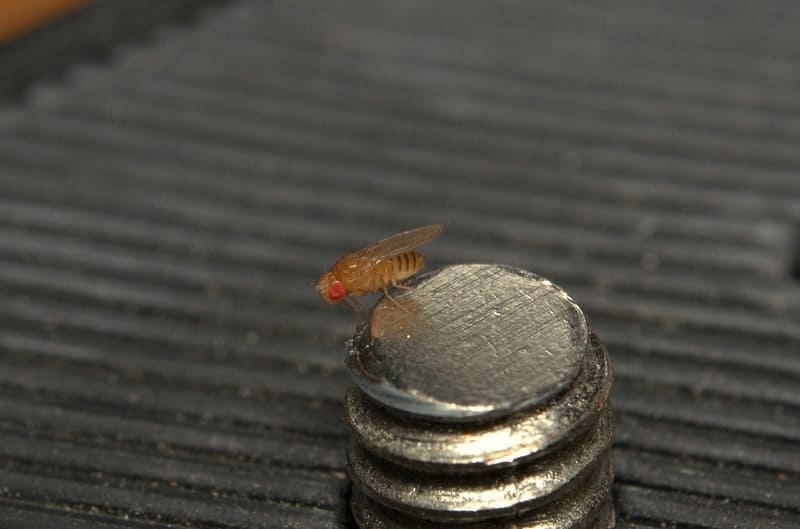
334,254,368,283
332,254,380,295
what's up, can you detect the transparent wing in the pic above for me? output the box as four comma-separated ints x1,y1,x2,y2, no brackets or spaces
356,224,442,263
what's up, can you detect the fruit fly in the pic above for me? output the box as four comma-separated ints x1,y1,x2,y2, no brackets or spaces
317,224,442,320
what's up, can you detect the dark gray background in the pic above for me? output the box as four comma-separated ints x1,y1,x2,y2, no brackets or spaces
0,1,799,528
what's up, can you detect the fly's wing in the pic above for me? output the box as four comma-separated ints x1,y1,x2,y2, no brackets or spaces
357,224,443,265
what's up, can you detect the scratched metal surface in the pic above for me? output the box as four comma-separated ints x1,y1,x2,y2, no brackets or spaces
350,265,588,421
0,1,799,528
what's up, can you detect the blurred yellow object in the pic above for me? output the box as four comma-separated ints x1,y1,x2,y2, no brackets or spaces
0,0,92,45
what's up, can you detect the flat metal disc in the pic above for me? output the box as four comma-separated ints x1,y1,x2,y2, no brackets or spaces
347,264,589,422
345,334,612,470
350,454,614,529
347,409,613,522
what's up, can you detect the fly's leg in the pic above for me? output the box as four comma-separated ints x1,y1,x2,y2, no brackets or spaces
350,296,367,321
341,297,359,321
369,260,406,311
344,296,367,322
382,285,409,312
391,280,413,290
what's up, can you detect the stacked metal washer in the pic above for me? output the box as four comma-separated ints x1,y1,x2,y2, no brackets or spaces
344,264,615,528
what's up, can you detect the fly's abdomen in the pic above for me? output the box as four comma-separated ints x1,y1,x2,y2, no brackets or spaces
391,251,424,282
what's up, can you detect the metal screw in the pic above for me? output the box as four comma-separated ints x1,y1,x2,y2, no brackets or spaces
345,264,615,528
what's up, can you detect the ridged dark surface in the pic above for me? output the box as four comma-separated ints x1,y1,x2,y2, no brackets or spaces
1,1,799,528
0,0,230,101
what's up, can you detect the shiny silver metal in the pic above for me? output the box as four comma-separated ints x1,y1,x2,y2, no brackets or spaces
347,410,612,521
347,264,588,422
351,456,615,529
345,333,611,471
345,264,614,528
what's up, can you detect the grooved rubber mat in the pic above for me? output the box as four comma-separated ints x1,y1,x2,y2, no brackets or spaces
1,1,799,528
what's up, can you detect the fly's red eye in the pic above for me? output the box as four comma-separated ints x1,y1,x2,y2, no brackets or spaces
328,282,347,301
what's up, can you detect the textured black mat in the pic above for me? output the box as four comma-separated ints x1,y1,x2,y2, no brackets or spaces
1,1,799,528
0,0,226,101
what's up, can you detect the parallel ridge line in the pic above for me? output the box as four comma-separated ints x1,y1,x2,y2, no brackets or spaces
41,91,800,224
0,224,793,330
0,0,229,102
27,66,800,208
0,500,178,529
0,327,342,373
234,14,800,108
8,91,796,219
3,169,785,275
0,470,343,529
72,65,800,178
1,231,793,323
2,386,800,512
164,13,800,127
613,412,800,474
0,345,798,444
0,151,788,272
158,6,782,91
1,131,782,249
0,433,343,512
13,107,790,217
0,332,348,402
0,200,789,312
18,58,793,204
3,393,798,477
229,0,800,57
0,397,345,470
0,363,347,439
1,260,798,382
0,164,786,280
613,448,800,511
2,296,800,415
2,314,799,416
0,263,796,382
0,166,773,272
32,83,800,191
1,447,797,529
616,484,800,529
0,431,797,515
6,388,800,524
1,462,338,517
0,201,789,324
104,39,800,157
3,258,800,376
6,293,800,381
596,322,800,375
27,264,792,372
4,448,797,529
239,2,800,75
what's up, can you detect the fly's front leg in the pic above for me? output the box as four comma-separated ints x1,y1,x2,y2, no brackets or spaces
349,296,367,321
342,294,367,323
